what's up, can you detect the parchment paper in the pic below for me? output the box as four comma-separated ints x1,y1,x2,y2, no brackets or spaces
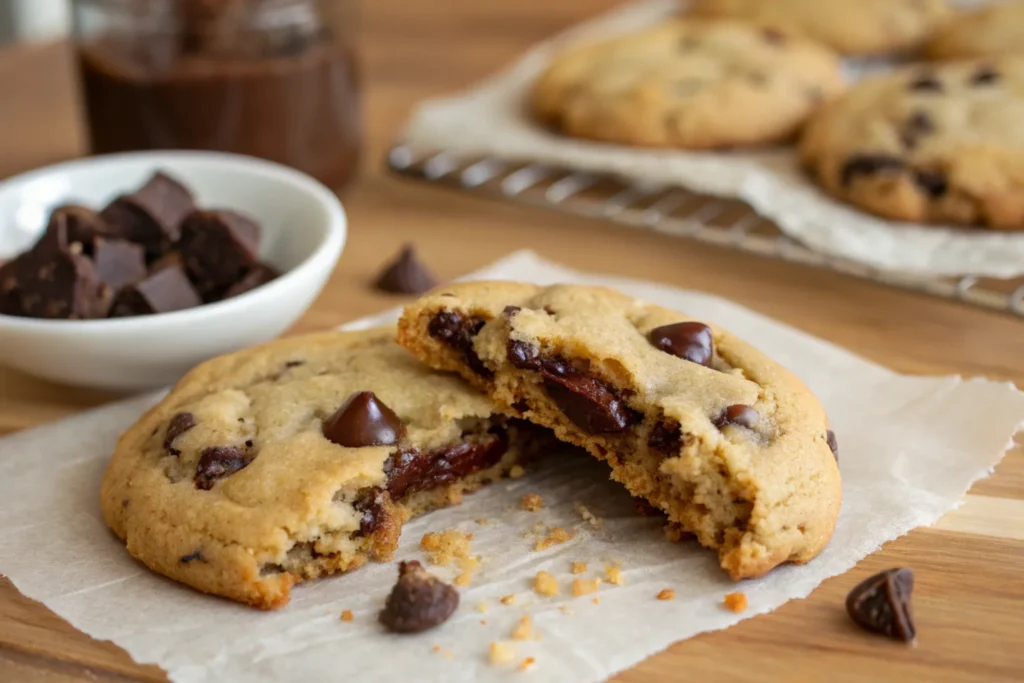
401,0,1024,278
1,251,1022,683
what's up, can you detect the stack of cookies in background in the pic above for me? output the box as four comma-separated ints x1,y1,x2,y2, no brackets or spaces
530,0,1024,232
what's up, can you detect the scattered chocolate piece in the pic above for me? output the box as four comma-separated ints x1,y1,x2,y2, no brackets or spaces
373,244,438,294
180,550,204,564
841,155,904,187
323,391,405,448
826,430,839,460
379,560,460,634
100,172,195,257
353,487,390,537
178,209,261,300
92,238,147,292
970,66,999,86
222,262,279,299
649,322,714,367
908,74,942,92
428,310,492,378
714,404,759,429
164,412,197,454
846,568,916,643
109,265,202,317
194,446,255,490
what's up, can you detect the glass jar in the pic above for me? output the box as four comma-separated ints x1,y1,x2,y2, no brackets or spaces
72,0,361,192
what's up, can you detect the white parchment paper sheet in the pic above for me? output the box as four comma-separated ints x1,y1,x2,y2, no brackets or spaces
1,251,1022,683
401,0,1024,278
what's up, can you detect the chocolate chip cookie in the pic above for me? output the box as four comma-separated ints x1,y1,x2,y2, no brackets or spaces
800,59,1024,230
924,2,1024,61
690,0,951,56
531,18,844,149
100,328,553,608
397,283,841,580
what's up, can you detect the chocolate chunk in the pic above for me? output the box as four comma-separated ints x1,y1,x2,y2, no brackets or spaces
100,172,195,257
648,420,682,454
507,339,542,370
323,391,405,448
846,568,916,643
194,446,255,490
427,310,492,378
222,262,279,299
178,209,260,300
543,373,636,434
383,431,508,500
179,550,204,564
503,305,521,317
543,305,556,316
148,250,185,274
164,412,197,455
109,265,202,317
900,110,934,149
970,66,999,86
379,560,459,634
50,204,113,254
841,155,904,187
373,244,438,294
649,322,714,367
908,74,942,92
762,27,786,45
826,430,838,460
914,169,947,198
285,360,305,368
714,404,759,429
93,238,147,292
353,487,389,536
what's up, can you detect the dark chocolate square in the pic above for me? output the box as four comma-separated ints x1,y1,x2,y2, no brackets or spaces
100,172,195,258
178,209,261,300
109,264,202,317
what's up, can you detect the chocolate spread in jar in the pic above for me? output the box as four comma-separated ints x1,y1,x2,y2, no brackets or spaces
76,0,361,191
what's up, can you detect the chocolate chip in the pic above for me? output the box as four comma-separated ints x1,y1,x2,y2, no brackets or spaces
373,244,438,294
841,155,904,187
900,110,934,149
353,487,389,536
914,169,947,198
285,360,305,368
427,310,492,378
323,391,405,448
92,238,147,292
970,66,999,86
179,550,204,564
826,430,838,460
379,560,459,634
109,264,202,317
762,27,786,45
507,339,541,370
244,439,254,448
383,431,507,500
543,374,636,434
649,322,714,367
100,172,195,258
846,568,916,643
164,412,197,454
908,74,942,92
503,305,521,317
648,420,682,454
714,404,759,429
178,210,261,300
221,262,278,299
194,446,255,490
50,205,113,254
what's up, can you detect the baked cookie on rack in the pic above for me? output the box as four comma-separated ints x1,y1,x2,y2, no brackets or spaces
690,0,952,57
800,58,1024,230
398,282,842,580
531,18,844,149
100,328,554,608
924,2,1024,61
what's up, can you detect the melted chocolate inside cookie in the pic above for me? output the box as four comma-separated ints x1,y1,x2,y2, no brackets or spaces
428,310,492,377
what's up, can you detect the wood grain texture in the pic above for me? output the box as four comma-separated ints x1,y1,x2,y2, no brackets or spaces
0,1,1022,680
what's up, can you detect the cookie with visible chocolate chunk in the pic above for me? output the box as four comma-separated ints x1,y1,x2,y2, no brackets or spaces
800,58,1024,230
398,283,841,580
100,328,554,609
924,2,1024,61
531,18,844,149
690,0,951,56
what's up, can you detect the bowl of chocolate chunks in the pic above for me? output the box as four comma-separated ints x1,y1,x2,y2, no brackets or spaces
0,151,346,391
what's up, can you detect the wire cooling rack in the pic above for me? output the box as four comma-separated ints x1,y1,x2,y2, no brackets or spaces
387,144,1024,319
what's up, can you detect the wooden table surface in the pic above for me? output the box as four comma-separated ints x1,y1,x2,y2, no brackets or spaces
1,2,1023,681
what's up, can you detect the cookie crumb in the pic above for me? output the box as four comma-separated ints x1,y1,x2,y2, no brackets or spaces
455,572,472,587
432,645,442,653
489,641,516,665
443,650,455,660
535,527,574,551
476,519,491,526
481,619,487,625
572,578,600,597
379,561,459,634
420,529,473,566
521,493,544,512
340,609,354,621
508,465,526,479
574,502,603,529
476,602,489,613
571,561,588,575
559,605,573,615
592,597,600,605
724,592,748,613
534,571,558,596
657,588,676,601
519,657,536,671
500,594,517,606
605,564,624,586
511,616,533,640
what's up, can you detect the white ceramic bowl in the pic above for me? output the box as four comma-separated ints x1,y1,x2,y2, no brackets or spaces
0,151,346,392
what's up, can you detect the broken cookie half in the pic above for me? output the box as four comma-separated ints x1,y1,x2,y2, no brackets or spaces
398,282,841,580
100,327,555,608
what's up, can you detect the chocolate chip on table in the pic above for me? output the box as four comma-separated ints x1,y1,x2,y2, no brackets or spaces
222,262,279,299
840,155,904,187
846,568,916,643
373,244,438,295
427,310,493,378
323,391,405,448
179,550,204,564
826,429,839,460
379,560,459,634
178,210,261,300
194,446,255,490
714,404,759,429
970,66,999,86
164,412,197,454
907,73,942,92
100,172,195,257
108,265,202,317
649,322,714,367
92,238,147,292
